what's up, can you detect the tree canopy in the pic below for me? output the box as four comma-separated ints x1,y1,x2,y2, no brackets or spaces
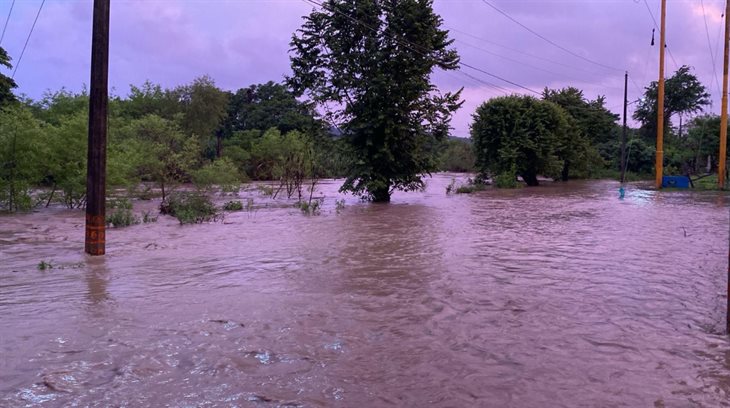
543,87,619,179
471,95,569,186
633,65,710,138
0,46,18,106
289,0,462,201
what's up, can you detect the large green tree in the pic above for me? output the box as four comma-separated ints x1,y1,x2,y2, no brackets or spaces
471,95,568,186
223,81,320,136
173,76,229,159
0,46,18,106
543,87,619,179
633,65,710,139
289,0,462,202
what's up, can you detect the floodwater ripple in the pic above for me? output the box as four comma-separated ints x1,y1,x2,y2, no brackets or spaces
0,175,729,407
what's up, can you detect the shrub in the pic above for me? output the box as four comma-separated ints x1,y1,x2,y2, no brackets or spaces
106,198,140,227
161,192,219,225
494,173,519,189
223,200,244,211
298,199,322,215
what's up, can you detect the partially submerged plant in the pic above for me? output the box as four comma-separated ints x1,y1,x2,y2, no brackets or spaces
223,200,244,211
161,192,220,225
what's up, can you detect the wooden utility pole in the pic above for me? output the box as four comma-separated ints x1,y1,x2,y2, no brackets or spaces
85,0,110,256
655,0,667,189
719,0,730,189
621,71,628,183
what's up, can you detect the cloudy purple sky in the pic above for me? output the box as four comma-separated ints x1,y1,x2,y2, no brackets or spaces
0,0,725,136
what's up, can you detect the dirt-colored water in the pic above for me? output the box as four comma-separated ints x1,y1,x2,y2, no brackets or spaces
1,175,729,407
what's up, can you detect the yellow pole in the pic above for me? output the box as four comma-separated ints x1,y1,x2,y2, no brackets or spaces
719,0,730,189
656,0,667,189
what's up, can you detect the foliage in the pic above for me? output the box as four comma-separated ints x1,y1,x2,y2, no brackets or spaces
222,81,321,137
289,0,462,201
439,138,475,172
175,75,230,158
37,261,53,270
0,106,46,211
471,95,567,186
223,200,244,211
494,164,519,189
119,114,199,201
0,46,18,106
249,128,319,199
298,198,322,215
634,65,710,138
45,112,88,208
191,157,242,193
106,198,140,228
160,192,220,225
543,87,619,179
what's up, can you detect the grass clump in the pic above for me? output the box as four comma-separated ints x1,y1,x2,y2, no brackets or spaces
37,260,53,270
106,198,140,228
223,200,244,211
493,171,519,189
161,192,220,225
298,199,322,215
453,177,489,194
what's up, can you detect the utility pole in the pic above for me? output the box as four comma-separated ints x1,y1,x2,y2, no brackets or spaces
719,0,730,189
85,0,110,256
621,71,628,183
655,0,666,189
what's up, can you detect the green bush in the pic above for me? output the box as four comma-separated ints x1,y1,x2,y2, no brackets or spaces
161,192,219,224
298,199,321,215
494,172,519,189
223,200,243,211
191,157,242,193
106,198,140,227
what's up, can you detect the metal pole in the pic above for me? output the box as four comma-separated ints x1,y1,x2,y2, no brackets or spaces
621,71,628,183
719,0,730,189
655,0,666,189
85,0,110,256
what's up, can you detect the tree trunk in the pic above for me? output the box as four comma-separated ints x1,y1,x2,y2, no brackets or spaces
371,186,391,202
522,172,539,186
561,161,570,182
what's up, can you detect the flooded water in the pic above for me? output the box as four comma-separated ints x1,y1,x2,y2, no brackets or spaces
1,174,729,407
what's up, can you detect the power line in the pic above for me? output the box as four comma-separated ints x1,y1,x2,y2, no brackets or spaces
454,37,565,78
479,0,624,73
641,0,679,70
12,0,44,79
448,26,605,77
700,0,722,95
0,0,14,46
301,0,541,95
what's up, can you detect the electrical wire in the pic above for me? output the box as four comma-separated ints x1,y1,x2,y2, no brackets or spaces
0,0,15,46
641,0,679,70
700,0,722,95
12,0,45,79
448,26,606,77
479,0,624,73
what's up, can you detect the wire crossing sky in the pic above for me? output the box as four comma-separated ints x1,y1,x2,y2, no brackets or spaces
0,0,725,137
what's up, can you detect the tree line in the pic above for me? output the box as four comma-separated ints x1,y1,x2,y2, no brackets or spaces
0,0,720,212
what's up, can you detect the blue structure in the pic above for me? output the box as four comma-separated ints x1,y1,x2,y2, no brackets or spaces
661,176,691,189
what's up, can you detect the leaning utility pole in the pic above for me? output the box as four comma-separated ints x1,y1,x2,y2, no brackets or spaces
85,0,110,256
655,0,667,189
719,0,730,189
621,71,628,183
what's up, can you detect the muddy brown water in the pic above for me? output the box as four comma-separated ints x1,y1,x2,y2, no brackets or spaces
1,174,729,407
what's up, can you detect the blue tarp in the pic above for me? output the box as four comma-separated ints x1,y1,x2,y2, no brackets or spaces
661,176,691,188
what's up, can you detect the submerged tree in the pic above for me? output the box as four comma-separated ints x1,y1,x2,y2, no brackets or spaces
289,0,462,202
471,95,568,186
